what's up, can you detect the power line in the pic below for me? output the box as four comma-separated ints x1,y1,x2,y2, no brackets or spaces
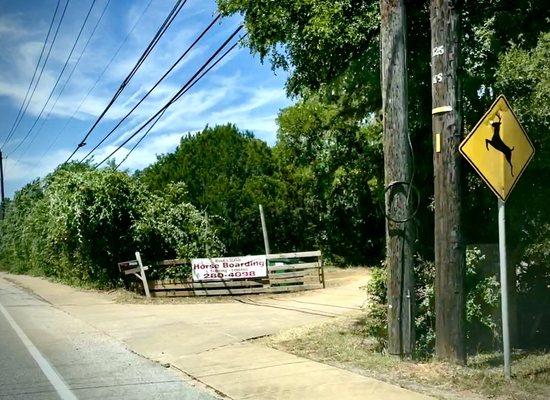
1,0,62,150
38,0,154,162
92,25,243,168
79,13,222,163
8,0,98,156
1,0,69,150
64,0,188,163
115,35,246,170
115,109,166,169
21,0,112,159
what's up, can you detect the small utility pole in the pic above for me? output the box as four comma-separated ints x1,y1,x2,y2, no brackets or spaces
0,151,5,219
380,0,415,357
259,204,270,255
430,0,466,363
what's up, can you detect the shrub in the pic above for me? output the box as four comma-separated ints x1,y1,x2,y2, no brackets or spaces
364,248,501,357
414,255,436,357
364,266,387,351
517,223,550,348
0,180,49,275
133,182,225,280
43,166,141,286
0,165,224,288
465,247,501,350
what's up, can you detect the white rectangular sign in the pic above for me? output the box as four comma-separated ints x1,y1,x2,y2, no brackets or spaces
191,255,267,281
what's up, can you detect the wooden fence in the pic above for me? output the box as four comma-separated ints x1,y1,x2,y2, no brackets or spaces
118,251,324,298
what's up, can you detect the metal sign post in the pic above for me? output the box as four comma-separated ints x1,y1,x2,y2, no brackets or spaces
460,95,535,379
498,199,511,380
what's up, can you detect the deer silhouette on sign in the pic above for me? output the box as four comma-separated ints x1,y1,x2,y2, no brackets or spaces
486,111,515,176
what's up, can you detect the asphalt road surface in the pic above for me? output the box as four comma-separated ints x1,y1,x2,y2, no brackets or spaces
0,279,219,400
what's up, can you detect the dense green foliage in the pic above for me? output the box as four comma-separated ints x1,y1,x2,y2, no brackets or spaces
365,248,502,358
217,0,549,349
0,165,222,287
217,0,380,97
493,32,550,347
275,100,384,264
138,124,286,256
138,123,383,264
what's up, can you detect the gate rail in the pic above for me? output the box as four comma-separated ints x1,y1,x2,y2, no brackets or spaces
118,251,324,297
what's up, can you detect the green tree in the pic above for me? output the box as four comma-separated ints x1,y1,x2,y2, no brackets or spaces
217,0,380,97
138,124,286,256
275,97,384,264
493,32,550,347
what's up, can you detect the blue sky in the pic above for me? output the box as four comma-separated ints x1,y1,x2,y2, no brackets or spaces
0,0,291,197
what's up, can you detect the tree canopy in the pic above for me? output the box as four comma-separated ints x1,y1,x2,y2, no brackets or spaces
138,124,282,256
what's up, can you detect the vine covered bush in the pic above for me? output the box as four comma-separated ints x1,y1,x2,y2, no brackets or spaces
0,164,222,288
134,182,225,280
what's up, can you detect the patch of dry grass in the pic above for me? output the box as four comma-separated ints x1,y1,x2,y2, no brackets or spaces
264,314,550,400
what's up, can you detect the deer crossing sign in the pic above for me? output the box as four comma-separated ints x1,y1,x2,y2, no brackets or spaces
459,95,535,201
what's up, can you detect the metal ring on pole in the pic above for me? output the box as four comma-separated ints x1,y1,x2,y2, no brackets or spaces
379,180,420,223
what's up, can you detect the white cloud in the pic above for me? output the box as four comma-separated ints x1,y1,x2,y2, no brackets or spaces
4,148,70,184
0,13,33,39
100,131,184,171
0,1,291,197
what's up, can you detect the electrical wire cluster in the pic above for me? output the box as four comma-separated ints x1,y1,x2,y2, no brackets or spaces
2,0,68,151
9,0,98,156
1,0,246,171
65,0,189,162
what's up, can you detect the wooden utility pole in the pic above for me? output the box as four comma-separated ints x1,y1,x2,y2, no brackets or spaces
430,0,466,363
380,0,414,357
0,151,5,219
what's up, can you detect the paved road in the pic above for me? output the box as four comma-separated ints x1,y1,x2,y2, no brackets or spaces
0,280,219,400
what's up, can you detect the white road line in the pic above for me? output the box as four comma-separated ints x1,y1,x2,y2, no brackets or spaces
0,302,78,400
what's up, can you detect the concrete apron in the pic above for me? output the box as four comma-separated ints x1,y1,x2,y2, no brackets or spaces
1,272,433,400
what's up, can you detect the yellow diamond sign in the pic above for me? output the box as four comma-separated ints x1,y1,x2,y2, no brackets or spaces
459,95,535,202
